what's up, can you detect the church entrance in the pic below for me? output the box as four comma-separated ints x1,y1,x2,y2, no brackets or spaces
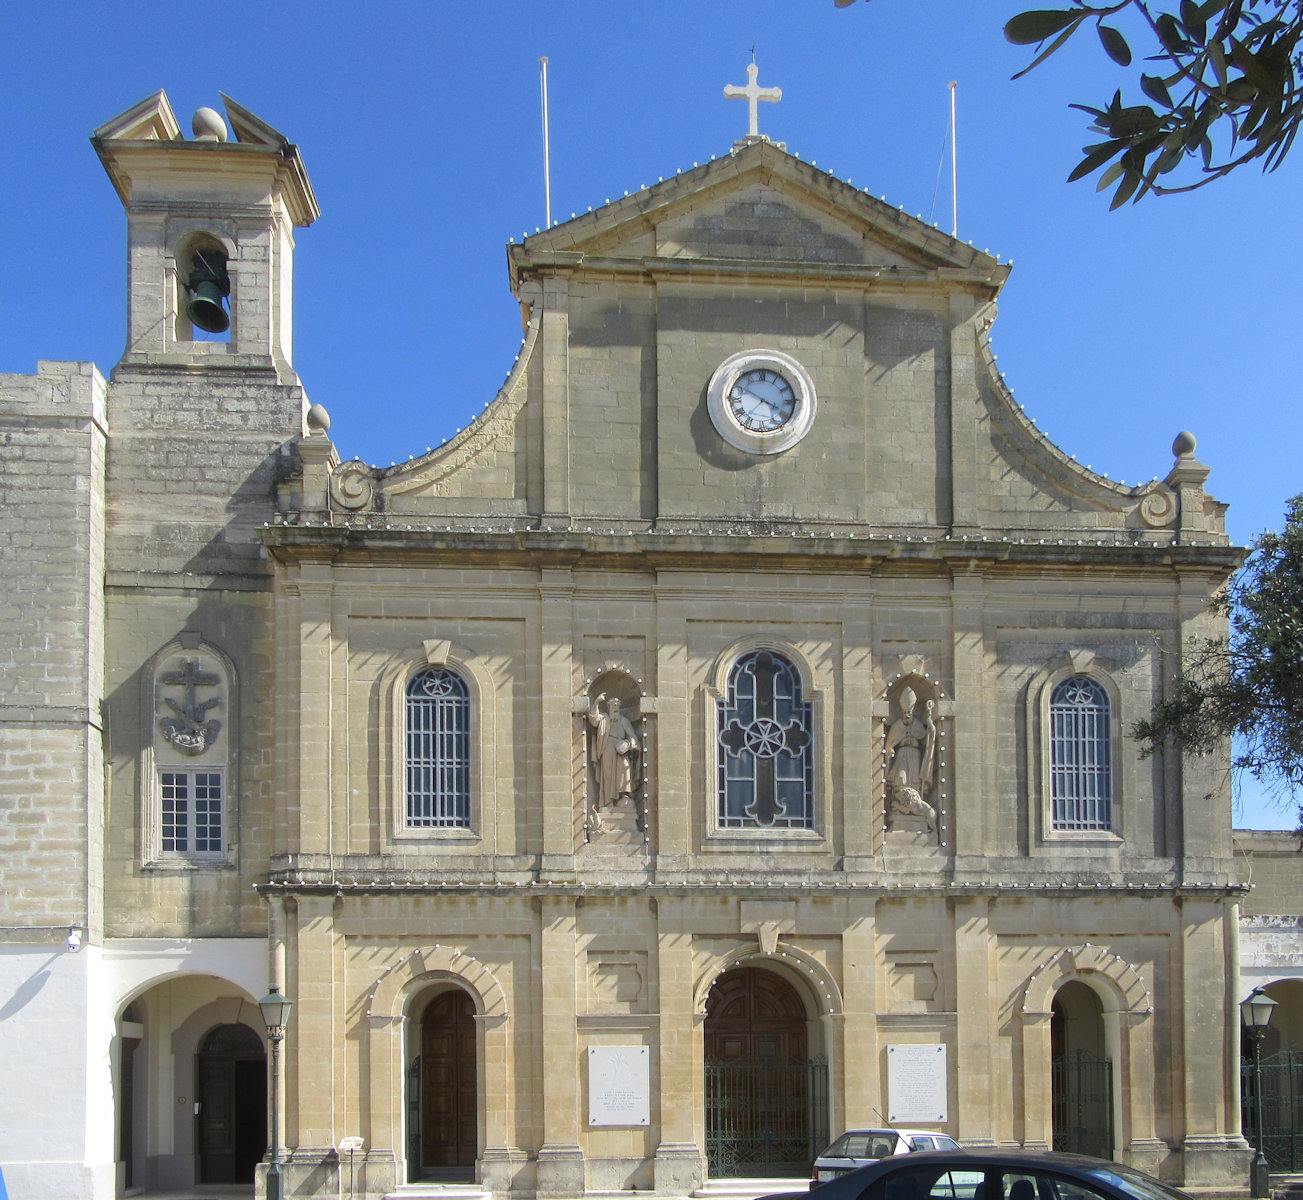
704,966,827,1178
196,1023,267,1184
1051,982,1114,1160
412,988,477,1181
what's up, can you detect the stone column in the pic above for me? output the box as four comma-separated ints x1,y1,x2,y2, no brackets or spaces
1177,896,1248,1186
653,580,690,866
842,608,876,865
950,574,988,871
536,895,584,1196
840,914,880,1131
653,899,706,1192
538,569,576,870
290,565,335,858
289,894,338,1160
953,895,996,1145
540,281,571,526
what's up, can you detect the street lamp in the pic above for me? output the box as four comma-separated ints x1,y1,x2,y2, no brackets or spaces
1240,987,1278,1199
259,985,294,1200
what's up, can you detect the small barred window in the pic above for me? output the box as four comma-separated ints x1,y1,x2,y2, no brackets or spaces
406,668,471,828
1049,676,1112,831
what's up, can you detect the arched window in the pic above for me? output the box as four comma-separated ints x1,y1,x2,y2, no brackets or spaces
1049,676,1112,831
717,650,813,829
405,668,471,828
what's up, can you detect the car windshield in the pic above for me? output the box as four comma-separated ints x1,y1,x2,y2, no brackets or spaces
1079,1165,1194,1200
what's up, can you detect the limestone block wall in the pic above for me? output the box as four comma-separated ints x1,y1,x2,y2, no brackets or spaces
104,368,306,580
0,361,107,931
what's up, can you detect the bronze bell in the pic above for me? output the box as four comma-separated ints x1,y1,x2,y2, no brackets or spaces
185,249,230,334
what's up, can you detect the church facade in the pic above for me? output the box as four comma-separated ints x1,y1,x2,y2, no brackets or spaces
0,92,1255,1200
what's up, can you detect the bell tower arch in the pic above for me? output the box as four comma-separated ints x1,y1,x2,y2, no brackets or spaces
91,90,319,380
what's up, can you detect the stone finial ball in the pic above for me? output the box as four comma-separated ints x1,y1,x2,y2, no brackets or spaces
306,403,332,434
192,107,228,142
1172,430,1197,458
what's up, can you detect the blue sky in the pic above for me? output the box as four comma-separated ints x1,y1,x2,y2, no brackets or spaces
3,1,1297,827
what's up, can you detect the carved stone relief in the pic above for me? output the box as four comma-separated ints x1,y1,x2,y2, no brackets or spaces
157,655,224,755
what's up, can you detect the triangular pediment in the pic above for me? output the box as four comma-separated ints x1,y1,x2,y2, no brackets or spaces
91,90,181,143
509,139,1005,289
220,93,290,149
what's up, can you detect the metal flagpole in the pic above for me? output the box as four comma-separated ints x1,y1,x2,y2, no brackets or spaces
540,56,552,229
949,81,958,239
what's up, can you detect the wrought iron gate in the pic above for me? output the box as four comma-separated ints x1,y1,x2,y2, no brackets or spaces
1243,1049,1303,1171
1052,1051,1114,1160
705,1055,829,1178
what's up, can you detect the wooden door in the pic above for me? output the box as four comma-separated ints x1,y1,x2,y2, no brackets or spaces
421,990,477,1174
196,1024,266,1184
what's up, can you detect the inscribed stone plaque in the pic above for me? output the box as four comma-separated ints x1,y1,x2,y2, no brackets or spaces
887,1043,948,1122
588,1046,650,1126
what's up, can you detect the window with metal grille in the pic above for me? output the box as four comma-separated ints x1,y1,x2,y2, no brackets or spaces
1049,676,1112,831
717,650,813,829
405,667,471,828
159,770,224,856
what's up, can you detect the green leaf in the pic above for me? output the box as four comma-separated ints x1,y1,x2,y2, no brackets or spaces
1096,160,1126,191
1010,22,1081,79
1004,9,1081,45
1110,167,1143,208
1067,138,1127,181
1141,73,1174,107
1156,13,1186,53
1097,24,1132,65
1180,0,1206,44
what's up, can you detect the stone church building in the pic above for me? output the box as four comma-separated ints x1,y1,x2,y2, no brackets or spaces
0,90,1262,1199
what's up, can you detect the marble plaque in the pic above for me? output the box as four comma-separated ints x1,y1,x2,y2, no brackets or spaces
588,1046,650,1126
887,1043,948,1123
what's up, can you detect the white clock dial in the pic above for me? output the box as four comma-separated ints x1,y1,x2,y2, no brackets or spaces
728,369,796,432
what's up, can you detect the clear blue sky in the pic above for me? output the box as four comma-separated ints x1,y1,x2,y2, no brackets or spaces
3,2,1297,827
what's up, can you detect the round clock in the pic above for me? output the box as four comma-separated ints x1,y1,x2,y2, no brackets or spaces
707,349,817,454
728,368,796,433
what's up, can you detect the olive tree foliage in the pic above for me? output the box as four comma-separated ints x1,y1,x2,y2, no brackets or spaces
837,0,1303,207
1132,495,1303,826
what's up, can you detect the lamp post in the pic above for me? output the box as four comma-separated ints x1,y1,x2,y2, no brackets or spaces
1240,987,1278,1199
259,985,294,1200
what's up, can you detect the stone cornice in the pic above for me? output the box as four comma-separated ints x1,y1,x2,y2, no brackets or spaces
508,249,1008,297
260,521,1242,577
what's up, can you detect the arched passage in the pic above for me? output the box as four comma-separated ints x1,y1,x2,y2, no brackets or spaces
411,985,478,1182
703,964,825,1178
1052,980,1112,1158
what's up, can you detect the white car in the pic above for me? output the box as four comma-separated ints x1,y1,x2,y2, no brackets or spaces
812,1128,961,1183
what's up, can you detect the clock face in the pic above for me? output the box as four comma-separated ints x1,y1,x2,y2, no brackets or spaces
706,349,817,455
728,368,796,432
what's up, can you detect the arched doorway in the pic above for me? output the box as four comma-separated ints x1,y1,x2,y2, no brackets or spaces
1242,978,1303,1171
1051,981,1113,1159
704,965,826,1178
196,1023,267,1184
410,987,477,1182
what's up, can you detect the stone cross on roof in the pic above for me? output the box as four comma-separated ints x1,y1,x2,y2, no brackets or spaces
724,62,781,139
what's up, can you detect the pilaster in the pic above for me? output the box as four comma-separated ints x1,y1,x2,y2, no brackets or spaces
539,569,576,868
654,899,706,1193
953,895,996,1144
536,896,584,1197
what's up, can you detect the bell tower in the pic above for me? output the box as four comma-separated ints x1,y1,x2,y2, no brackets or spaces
92,91,319,380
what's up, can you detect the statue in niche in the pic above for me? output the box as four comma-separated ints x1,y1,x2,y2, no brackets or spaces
587,693,641,831
884,684,938,834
